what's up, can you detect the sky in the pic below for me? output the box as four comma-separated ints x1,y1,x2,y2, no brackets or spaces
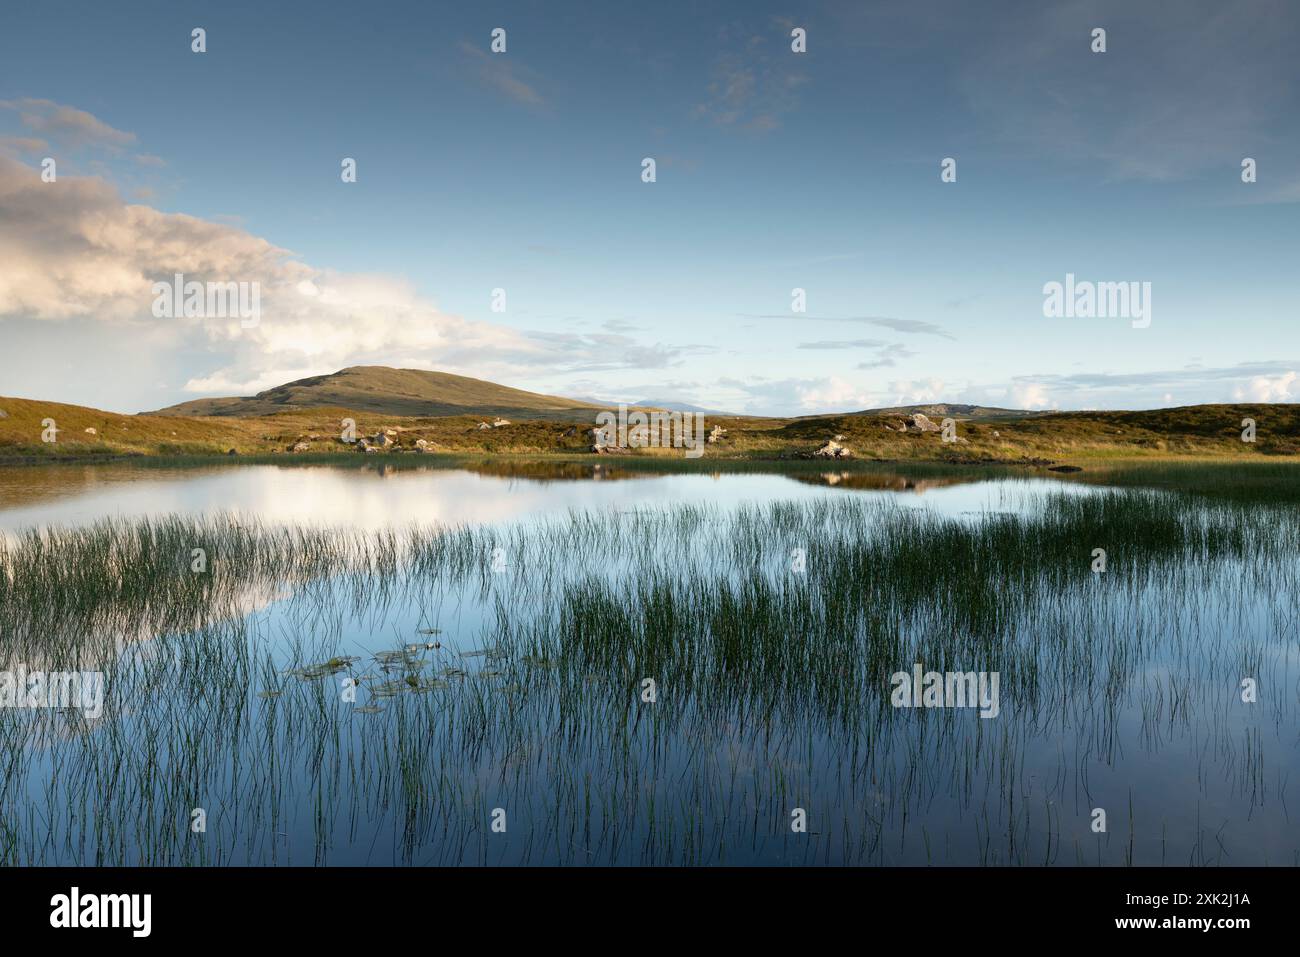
1,0,1297,415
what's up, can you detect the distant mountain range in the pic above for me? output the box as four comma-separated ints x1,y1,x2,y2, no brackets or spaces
845,403,1053,421
629,399,738,417
148,367,1046,422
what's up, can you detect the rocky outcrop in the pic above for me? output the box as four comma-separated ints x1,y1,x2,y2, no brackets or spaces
812,439,851,459
906,413,942,433
707,425,726,444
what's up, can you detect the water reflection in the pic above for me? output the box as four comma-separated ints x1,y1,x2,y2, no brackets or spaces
0,460,1071,534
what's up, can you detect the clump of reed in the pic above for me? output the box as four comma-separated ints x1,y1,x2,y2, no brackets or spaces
1,479,1296,865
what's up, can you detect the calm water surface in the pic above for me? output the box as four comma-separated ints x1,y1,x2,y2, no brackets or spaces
0,461,1294,866
0,461,1089,532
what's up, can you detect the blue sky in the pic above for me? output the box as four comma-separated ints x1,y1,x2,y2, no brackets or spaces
1,0,1297,414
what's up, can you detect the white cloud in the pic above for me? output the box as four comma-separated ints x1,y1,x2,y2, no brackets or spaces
795,377,882,411
885,378,947,407
0,155,683,396
1233,370,1296,402
457,41,545,106
0,98,135,150
1011,382,1055,410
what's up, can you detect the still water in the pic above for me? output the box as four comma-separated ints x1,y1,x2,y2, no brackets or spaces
0,460,1084,531
0,461,1294,866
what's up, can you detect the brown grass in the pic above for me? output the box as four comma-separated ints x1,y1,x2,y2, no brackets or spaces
0,395,1295,464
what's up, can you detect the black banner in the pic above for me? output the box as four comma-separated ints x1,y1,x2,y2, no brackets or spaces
0,866,1278,942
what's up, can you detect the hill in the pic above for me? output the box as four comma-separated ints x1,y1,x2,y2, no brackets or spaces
630,399,737,416
1,367,1296,464
148,366,609,421
844,403,1052,421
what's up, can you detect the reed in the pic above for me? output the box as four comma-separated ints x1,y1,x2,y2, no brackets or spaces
0,474,1296,865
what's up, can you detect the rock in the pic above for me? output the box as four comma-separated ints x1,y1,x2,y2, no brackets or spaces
492,418,510,428
906,413,941,433
992,431,1000,438
707,425,727,444
226,448,238,456
812,439,852,459
0,408,7,419
370,432,393,448
561,427,577,437
364,446,379,454
291,441,310,453
415,439,428,449
84,427,97,436
592,444,628,454
477,422,492,430
834,433,845,441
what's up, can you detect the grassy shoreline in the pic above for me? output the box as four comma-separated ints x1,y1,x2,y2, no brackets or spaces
5,454,1299,511
2,394,1297,465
